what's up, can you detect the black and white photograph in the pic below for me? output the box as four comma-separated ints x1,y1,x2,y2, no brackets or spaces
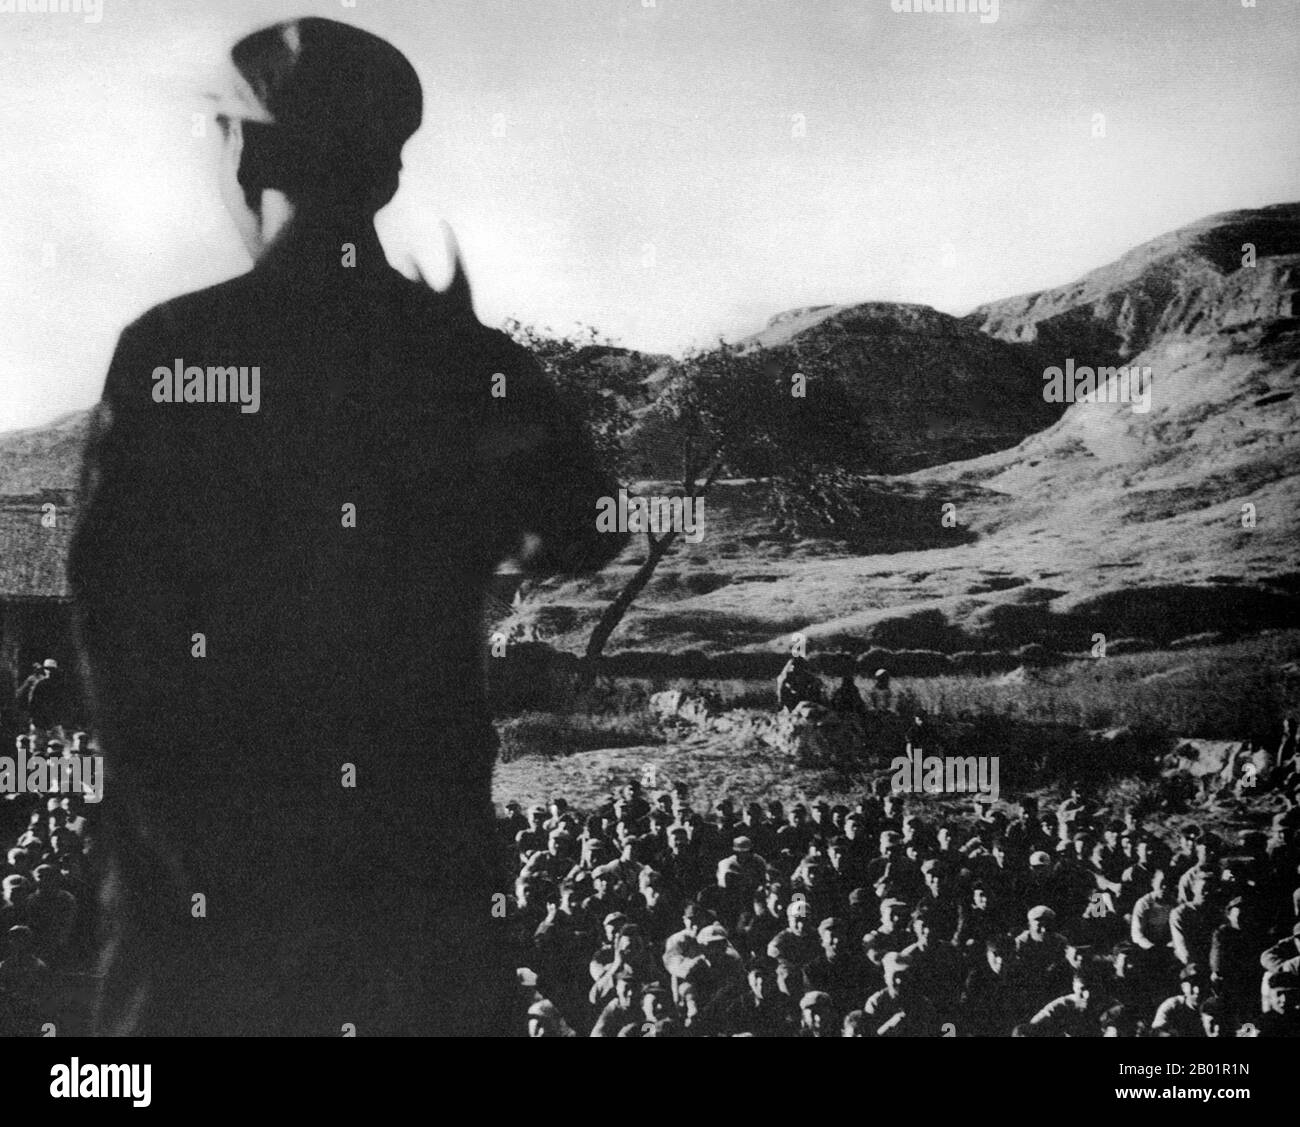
1,0,1298,1101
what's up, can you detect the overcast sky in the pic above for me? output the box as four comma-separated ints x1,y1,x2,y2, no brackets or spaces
2,0,1298,432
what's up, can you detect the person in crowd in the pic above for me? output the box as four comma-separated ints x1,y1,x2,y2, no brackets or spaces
1151,965,1211,1038
1028,966,1109,1037
767,898,820,971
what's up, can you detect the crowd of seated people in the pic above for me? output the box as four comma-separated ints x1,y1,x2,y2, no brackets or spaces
504,777,1300,1037
0,726,95,1037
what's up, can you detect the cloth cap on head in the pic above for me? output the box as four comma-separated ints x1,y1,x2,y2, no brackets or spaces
219,19,421,138
696,924,729,945
603,912,627,928
41,659,58,670
732,836,753,853
214,18,422,205
1029,851,1051,867
818,917,845,935
1027,905,1056,922
800,991,832,1010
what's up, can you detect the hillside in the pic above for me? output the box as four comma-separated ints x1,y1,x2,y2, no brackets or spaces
628,300,1060,478
0,411,88,497
509,204,1300,658
3,204,1299,663
966,202,1300,361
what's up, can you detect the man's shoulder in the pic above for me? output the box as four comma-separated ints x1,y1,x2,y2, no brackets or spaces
120,274,263,346
113,273,537,377
101,276,266,405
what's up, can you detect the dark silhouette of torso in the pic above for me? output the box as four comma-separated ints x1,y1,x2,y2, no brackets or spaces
70,234,622,1034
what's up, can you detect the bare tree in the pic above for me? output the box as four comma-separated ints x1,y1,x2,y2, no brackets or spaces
508,326,872,669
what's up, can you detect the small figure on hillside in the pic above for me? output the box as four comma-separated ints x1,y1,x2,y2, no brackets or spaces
1057,785,1096,836
871,668,892,710
27,660,67,733
905,710,928,753
13,664,44,730
777,657,824,713
830,675,869,722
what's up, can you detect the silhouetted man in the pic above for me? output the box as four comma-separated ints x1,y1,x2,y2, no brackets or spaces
26,660,66,731
777,656,823,712
830,674,868,722
13,663,44,729
70,18,622,1036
